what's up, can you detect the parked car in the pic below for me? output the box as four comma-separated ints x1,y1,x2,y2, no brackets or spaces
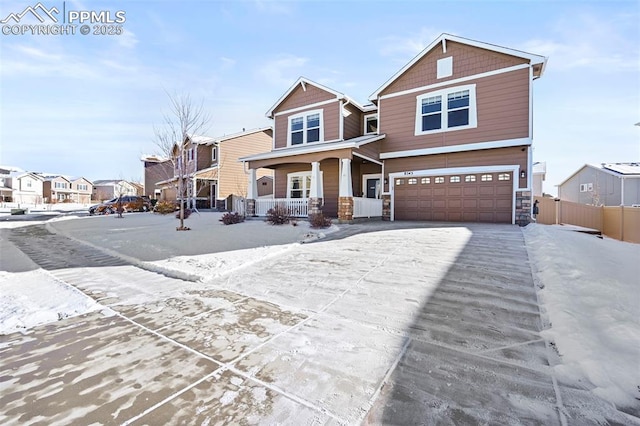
89,196,150,215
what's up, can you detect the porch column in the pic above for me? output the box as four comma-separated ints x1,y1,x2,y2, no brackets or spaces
246,168,257,216
309,161,323,215
338,158,353,222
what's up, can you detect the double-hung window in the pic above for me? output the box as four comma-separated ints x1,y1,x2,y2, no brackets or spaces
287,171,323,198
415,84,477,135
288,110,323,146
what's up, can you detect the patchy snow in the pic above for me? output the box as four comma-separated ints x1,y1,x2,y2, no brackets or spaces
0,270,99,335
524,224,640,410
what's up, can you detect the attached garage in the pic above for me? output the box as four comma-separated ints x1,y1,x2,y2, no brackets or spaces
392,170,516,223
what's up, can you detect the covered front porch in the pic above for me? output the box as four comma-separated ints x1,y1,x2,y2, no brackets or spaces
242,135,385,222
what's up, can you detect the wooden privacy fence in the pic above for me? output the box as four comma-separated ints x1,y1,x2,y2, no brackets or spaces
534,197,640,244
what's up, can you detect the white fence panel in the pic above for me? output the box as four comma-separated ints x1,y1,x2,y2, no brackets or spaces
255,198,308,217
353,197,383,218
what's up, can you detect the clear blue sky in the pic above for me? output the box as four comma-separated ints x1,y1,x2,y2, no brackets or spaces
1,0,638,195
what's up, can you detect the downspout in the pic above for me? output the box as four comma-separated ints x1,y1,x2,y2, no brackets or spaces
528,64,534,220
620,176,625,206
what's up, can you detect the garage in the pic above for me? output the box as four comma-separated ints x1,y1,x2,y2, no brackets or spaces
393,171,513,223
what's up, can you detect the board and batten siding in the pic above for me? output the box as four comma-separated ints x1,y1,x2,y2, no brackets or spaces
274,101,341,149
218,130,273,199
343,103,363,140
275,84,336,113
379,67,530,154
274,159,340,217
383,146,528,191
380,41,528,97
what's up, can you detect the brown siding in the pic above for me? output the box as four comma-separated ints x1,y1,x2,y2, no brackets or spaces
343,103,362,140
381,41,528,96
218,130,273,199
144,160,173,198
380,68,530,153
273,159,341,217
275,84,336,113
274,101,341,149
249,148,353,170
197,144,212,171
384,147,528,191
353,140,381,161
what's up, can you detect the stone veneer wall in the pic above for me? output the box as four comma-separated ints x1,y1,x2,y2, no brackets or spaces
515,191,532,226
309,197,323,215
338,197,353,222
382,194,391,221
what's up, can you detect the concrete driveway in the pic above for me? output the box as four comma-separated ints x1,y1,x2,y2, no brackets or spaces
0,218,632,425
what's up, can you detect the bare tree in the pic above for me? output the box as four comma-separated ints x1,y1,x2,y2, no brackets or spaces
154,92,211,231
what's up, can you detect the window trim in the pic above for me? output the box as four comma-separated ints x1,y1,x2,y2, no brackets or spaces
363,113,378,135
286,171,323,199
211,146,217,162
287,109,324,147
414,84,477,136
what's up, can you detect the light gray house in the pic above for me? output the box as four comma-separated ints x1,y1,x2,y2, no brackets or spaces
557,163,640,206
532,161,546,197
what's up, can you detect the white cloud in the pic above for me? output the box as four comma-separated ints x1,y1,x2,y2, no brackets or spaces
521,12,639,73
116,28,139,49
256,54,308,87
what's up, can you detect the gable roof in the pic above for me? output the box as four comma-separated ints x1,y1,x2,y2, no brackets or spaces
265,77,367,118
369,33,548,101
558,163,640,187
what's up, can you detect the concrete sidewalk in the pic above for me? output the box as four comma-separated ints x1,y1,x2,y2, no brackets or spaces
1,219,633,424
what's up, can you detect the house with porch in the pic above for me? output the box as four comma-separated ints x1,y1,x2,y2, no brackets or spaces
0,171,44,204
241,33,547,224
149,128,273,209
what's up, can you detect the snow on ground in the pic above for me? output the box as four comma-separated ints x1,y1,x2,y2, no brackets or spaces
524,224,640,409
0,270,99,335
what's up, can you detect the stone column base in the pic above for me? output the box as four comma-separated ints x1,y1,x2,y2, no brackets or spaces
515,191,532,226
309,197,323,216
338,196,353,223
382,194,391,221
246,199,256,217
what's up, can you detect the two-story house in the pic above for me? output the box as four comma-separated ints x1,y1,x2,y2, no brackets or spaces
92,180,138,201
241,33,547,224
42,176,73,203
1,171,44,204
149,128,273,209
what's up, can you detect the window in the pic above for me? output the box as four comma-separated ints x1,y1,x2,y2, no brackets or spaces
498,173,511,181
396,179,404,185
211,147,217,162
288,110,323,146
435,177,445,184
415,85,477,135
78,184,88,191
26,180,32,188
364,114,378,134
481,174,493,182
408,178,417,185
465,175,476,182
580,183,593,192
287,172,322,198
450,176,461,183
54,182,67,189
187,148,194,162
421,177,430,184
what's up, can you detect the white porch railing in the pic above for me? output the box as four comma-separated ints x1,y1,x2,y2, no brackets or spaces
353,197,383,218
255,198,309,217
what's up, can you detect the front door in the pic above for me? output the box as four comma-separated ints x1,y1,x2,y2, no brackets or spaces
366,178,380,198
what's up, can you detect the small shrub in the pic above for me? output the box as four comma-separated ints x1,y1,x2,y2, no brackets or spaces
308,213,332,229
266,204,290,225
154,200,176,215
220,212,245,225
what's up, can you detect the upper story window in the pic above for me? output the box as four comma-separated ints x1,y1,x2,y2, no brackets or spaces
288,110,323,146
77,184,88,191
415,84,477,136
211,146,217,162
26,180,32,188
187,148,194,162
54,181,67,189
364,114,378,134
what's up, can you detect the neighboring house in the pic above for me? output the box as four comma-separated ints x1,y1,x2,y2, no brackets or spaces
257,176,274,198
130,182,144,196
1,171,44,204
148,128,273,209
92,180,139,201
69,177,93,204
241,33,546,224
532,161,546,197
557,163,640,206
42,176,73,203
141,155,172,199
